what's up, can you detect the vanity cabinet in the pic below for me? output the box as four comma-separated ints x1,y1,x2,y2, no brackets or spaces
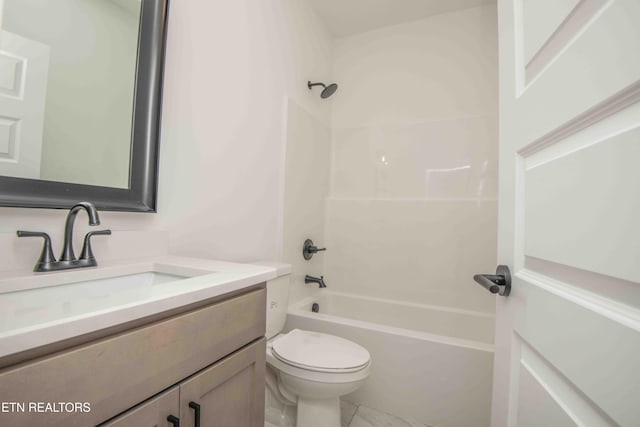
0,286,266,427
103,339,265,427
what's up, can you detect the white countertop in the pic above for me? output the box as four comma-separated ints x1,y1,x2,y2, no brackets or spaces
0,256,277,360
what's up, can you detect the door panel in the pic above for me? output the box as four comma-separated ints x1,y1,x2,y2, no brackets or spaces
513,279,640,426
521,0,611,85
0,29,49,179
513,337,613,427
495,0,640,426
525,114,640,283
515,366,579,427
522,0,581,65
510,0,640,144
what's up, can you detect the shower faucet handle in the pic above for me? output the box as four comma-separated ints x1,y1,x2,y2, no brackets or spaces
302,239,326,260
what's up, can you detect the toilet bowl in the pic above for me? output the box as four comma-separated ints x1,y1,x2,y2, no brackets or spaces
267,329,371,427
257,265,371,427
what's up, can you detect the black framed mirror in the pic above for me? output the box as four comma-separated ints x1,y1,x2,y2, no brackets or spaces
0,0,169,212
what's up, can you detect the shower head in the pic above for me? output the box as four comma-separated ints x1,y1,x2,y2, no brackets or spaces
308,81,338,99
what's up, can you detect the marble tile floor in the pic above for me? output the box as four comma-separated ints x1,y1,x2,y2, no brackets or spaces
341,400,434,427
265,400,434,427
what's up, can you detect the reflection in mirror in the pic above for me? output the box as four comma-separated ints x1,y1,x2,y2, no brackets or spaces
0,0,142,189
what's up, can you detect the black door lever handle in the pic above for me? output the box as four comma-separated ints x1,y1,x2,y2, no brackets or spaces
473,265,511,296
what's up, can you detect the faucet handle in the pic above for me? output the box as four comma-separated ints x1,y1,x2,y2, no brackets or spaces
302,239,327,260
17,231,56,271
79,229,112,261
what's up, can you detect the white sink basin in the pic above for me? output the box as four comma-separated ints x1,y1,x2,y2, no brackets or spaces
3,270,190,302
0,264,209,333
52,271,190,293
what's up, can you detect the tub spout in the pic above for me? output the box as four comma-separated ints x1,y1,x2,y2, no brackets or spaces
305,275,326,288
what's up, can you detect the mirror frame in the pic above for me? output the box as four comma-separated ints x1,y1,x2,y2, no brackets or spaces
0,0,169,212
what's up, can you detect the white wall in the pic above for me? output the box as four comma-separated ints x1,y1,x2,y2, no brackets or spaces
0,0,333,272
324,5,499,313
157,0,333,262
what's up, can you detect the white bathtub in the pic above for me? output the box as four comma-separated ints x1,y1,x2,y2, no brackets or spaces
285,292,495,427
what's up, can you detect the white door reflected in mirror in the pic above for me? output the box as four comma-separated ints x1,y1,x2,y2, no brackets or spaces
0,30,49,180
0,0,142,189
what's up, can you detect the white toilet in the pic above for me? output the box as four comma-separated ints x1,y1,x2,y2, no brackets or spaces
264,273,371,427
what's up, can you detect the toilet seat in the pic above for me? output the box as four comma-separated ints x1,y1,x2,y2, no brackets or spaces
271,329,370,373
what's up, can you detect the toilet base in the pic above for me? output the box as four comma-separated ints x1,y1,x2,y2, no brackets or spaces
296,396,340,427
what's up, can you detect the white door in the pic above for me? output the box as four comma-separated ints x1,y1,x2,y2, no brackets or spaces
491,0,640,426
0,29,49,179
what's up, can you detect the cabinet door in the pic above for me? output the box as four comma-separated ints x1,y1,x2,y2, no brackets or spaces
100,386,180,427
180,338,265,427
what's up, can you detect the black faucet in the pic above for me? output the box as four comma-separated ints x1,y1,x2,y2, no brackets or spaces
17,201,111,272
60,202,100,262
305,275,326,288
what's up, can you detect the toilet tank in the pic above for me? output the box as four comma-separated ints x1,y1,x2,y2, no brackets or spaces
266,274,290,339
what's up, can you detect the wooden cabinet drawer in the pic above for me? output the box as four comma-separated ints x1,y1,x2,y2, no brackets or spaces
0,288,265,426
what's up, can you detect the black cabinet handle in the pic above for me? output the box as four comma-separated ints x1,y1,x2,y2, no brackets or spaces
188,401,200,427
167,414,180,427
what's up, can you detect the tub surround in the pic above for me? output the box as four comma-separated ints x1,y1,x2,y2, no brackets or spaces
0,256,277,365
325,5,498,315
291,292,494,348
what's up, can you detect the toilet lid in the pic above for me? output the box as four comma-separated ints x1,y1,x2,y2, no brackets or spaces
272,329,370,373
